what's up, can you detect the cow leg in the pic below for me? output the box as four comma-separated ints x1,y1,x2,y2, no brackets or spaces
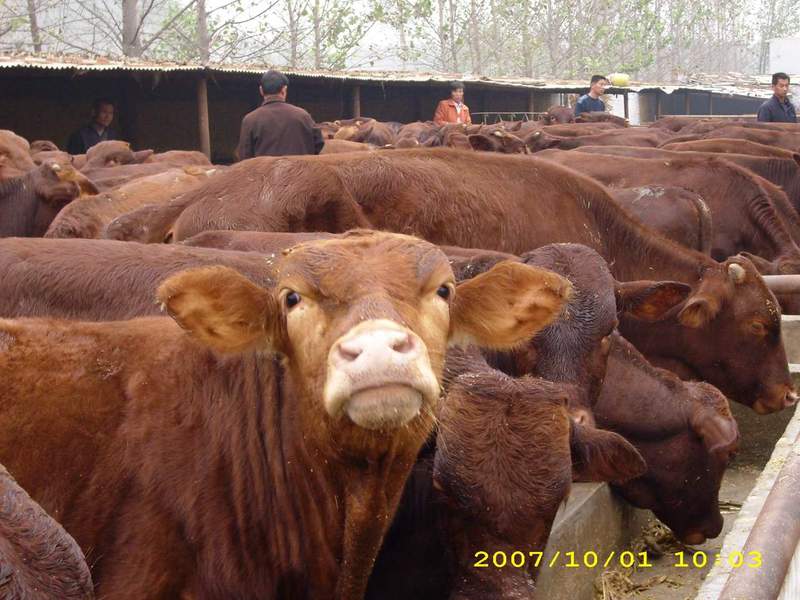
95,493,192,600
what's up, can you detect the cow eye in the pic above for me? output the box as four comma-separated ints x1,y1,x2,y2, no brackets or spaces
749,321,766,336
285,291,301,308
436,284,451,300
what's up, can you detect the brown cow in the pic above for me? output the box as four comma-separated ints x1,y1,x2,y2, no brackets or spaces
0,231,570,600
321,139,376,153
545,105,575,124
0,130,35,178
689,125,800,151
661,138,799,159
528,128,672,152
0,463,95,600
166,149,795,412
466,130,528,154
28,140,60,154
0,163,99,237
0,238,278,320
575,111,629,126
81,162,178,192
540,148,800,268
45,166,217,239
31,150,74,167
569,146,800,253
102,194,200,243
596,333,738,544
367,349,646,600
143,150,211,167
610,186,713,253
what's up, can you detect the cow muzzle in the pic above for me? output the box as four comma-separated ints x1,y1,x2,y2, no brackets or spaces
753,385,798,414
324,319,440,430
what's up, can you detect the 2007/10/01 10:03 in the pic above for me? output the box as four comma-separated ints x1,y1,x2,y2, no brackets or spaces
472,550,763,570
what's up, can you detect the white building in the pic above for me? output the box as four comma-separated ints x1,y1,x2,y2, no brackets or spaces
769,36,800,76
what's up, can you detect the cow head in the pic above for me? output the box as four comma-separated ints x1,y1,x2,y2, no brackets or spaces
468,130,529,154
603,340,738,545
524,130,562,153
34,163,99,205
0,130,35,177
84,141,139,168
434,372,644,597
623,257,796,413
157,231,571,457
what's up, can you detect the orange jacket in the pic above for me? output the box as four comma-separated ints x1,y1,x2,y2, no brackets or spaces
433,99,472,125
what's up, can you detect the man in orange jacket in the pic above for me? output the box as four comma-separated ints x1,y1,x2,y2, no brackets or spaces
434,81,472,125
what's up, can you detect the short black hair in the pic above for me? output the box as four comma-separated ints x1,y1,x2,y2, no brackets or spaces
261,70,289,95
92,98,114,113
590,75,608,85
772,72,790,86
450,81,464,91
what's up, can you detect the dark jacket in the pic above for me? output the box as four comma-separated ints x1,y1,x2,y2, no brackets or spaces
757,95,797,123
66,124,120,155
574,94,606,116
237,99,324,159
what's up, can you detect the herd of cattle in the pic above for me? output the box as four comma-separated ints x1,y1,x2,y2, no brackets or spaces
0,110,799,599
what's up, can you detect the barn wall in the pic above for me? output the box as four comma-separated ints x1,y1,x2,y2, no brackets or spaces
0,67,769,165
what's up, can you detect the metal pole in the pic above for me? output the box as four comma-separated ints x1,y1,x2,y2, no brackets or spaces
709,92,713,116
761,275,800,294
684,91,691,115
196,74,211,159
623,92,629,119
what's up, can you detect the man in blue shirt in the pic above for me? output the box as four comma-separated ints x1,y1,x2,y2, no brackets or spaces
757,72,797,123
575,75,608,117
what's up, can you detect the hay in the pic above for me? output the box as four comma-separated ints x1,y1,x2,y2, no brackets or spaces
594,569,679,599
631,520,689,558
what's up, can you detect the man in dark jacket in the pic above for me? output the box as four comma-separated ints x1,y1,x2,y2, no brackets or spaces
237,70,324,159
66,98,120,155
757,72,797,123
574,75,608,117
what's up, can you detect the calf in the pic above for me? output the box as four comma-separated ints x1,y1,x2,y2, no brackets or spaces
610,186,713,253
0,463,94,599
597,334,738,544
0,163,98,237
545,105,575,124
0,231,570,599
367,350,646,600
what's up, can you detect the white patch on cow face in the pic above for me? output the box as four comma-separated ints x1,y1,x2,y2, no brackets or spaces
323,319,441,430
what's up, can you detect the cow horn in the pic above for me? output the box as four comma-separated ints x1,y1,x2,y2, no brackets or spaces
492,130,504,138
50,163,61,172
533,131,541,138
728,263,746,284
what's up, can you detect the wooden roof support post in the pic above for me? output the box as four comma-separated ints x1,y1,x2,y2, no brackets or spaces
352,84,361,118
623,92,629,119
684,90,691,115
528,90,535,115
197,73,211,159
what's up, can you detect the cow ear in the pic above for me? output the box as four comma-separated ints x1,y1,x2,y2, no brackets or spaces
570,422,647,483
157,266,279,354
55,165,99,196
450,261,571,349
467,134,494,152
615,280,691,321
677,294,721,328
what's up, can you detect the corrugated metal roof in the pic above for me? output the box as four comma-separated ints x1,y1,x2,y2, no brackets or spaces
0,53,776,98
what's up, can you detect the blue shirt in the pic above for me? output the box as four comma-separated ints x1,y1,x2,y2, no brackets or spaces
757,95,797,123
575,94,606,116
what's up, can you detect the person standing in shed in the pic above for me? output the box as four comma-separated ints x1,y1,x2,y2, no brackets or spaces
574,75,608,117
434,82,472,125
757,73,797,123
237,70,324,159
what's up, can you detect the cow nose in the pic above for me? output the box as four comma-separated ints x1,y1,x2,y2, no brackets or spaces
785,390,799,407
334,328,419,365
682,531,707,545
